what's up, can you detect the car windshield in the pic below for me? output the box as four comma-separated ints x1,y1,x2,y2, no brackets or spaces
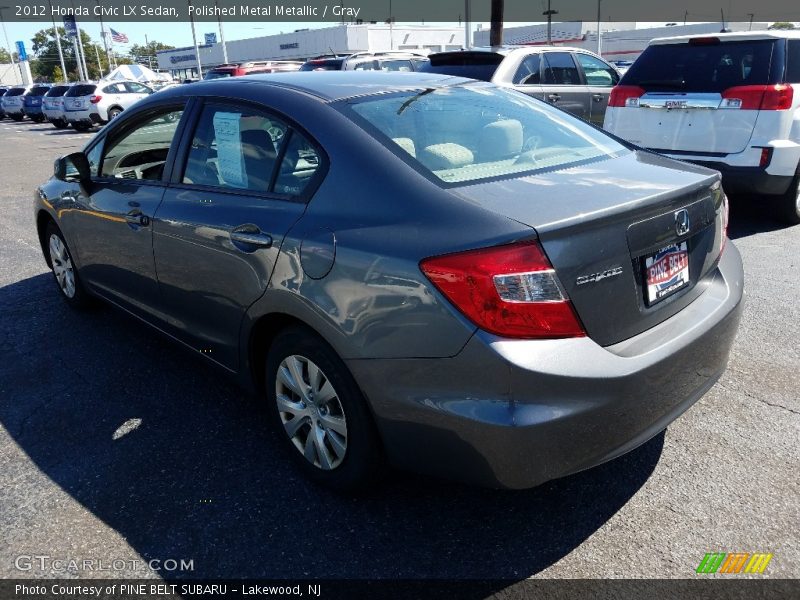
66,84,96,96
622,39,777,92
345,84,628,185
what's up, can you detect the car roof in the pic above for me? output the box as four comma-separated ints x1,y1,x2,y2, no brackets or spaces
167,71,471,102
650,29,800,45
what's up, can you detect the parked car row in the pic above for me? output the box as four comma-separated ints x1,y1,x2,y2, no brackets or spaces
1,80,156,131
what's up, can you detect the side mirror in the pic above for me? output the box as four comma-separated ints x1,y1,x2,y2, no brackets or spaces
54,152,91,184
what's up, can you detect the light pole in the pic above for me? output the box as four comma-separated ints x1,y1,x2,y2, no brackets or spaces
215,0,228,63
188,0,203,78
596,0,602,56
463,0,471,49
543,0,558,45
47,0,68,82
0,6,15,66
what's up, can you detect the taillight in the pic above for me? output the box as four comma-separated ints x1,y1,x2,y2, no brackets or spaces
712,182,729,257
90,95,102,104
721,84,793,110
608,85,645,107
420,241,586,339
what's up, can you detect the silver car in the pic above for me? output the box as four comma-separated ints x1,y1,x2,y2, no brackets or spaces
42,84,73,129
35,73,743,491
63,80,153,131
422,46,621,126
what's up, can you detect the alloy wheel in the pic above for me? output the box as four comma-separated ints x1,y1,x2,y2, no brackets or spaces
49,234,76,298
275,354,348,470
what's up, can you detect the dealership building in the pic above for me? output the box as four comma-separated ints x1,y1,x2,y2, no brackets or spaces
474,21,770,61
156,23,466,79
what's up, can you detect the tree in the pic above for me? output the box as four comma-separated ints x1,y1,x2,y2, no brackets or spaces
29,27,113,81
129,41,174,69
0,47,10,63
490,0,504,46
769,22,796,30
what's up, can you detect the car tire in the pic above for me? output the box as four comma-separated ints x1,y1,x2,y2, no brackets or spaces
72,123,91,132
53,120,68,129
775,171,800,226
44,222,92,309
108,107,122,120
10,114,23,121
265,326,383,492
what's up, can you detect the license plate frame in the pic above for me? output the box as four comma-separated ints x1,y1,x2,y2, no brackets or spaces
643,241,690,306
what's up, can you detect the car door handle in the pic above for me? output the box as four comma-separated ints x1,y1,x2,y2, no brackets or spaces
547,94,561,102
592,94,604,102
125,210,149,227
230,227,273,249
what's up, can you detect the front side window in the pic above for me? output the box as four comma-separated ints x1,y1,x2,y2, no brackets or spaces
575,53,619,86
542,52,581,85
182,105,321,196
103,83,127,94
86,140,104,177
125,82,152,94
346,84,627,185
100,107,184,180
787,40,800,83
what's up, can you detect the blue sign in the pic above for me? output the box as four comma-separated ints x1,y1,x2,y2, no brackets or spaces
15,41,27,61
204,33,217,45
63,16,78,39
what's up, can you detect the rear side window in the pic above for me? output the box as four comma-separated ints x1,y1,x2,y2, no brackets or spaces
621,40,777,92
125,82,151,94
66,85,96,97
542,52,581,85
419,53,504,81
182,106,322,196
513,55,541,84
103,83,127,94
787,40,800,83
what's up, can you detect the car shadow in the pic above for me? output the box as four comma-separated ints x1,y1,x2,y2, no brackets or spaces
0,273,664,586
727,195,791,240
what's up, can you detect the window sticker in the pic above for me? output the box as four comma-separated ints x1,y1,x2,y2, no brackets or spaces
212,111,246,188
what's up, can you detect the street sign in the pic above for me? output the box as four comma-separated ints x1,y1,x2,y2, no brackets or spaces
205,33,217,45
15,41,27,61
63,16,78,39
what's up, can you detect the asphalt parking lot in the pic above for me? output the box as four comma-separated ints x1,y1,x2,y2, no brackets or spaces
0,120,798,583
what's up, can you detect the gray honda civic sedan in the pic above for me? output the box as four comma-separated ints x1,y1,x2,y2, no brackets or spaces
34,72,743,490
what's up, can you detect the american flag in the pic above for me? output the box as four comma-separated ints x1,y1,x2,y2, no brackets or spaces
110,28,129,43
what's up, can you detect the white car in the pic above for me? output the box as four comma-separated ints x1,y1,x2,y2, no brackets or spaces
604,30,800,224
63,80,154,131
42,84,72,129
1,86,29,121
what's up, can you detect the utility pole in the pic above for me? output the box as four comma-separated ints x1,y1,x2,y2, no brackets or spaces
94,43,102,77
543,0,558,45
747,13,754,30
596,0,602,56
94,0,112,74
489,0,504,46
45,0,67,82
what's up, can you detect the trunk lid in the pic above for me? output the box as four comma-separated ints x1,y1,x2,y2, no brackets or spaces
608,37,782,154
451,151,726,346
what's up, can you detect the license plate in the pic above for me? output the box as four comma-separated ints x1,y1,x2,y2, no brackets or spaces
644,242,689,304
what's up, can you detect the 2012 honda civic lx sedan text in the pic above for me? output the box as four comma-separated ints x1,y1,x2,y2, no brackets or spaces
34,73,744,490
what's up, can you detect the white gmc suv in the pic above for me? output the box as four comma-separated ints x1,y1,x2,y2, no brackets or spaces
604,31,800,224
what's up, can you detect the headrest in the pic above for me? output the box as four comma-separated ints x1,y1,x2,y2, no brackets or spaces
478,120,523,161
421,143,474,170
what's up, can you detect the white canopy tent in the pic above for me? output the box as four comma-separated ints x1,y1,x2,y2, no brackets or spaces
102,64,172,84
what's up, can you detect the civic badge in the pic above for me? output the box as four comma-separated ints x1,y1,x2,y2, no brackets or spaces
675,209,690,237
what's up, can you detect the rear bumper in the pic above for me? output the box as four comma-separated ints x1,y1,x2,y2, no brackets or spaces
24,105,43,115
64,109,95,126
689,162,793,196
348,244,744,489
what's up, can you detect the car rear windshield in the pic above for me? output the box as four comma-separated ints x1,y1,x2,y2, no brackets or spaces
300,60,343,71
27,86,50,96
621,39,778,92
6,88,26,96
65,84,97,96
345,84,627,186
418,53,504,81
45,86,70,97
203,71,233,79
